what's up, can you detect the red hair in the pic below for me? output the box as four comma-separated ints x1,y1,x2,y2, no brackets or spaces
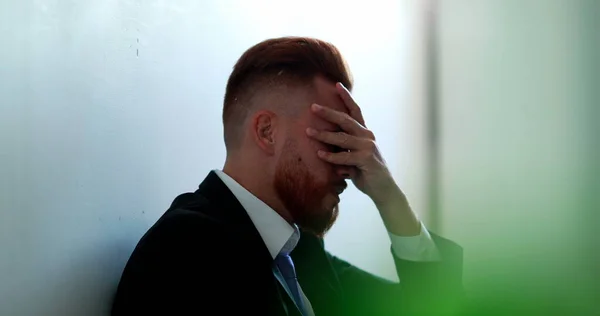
222,36,353,149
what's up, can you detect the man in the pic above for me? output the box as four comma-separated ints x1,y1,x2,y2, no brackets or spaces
111,37,464,316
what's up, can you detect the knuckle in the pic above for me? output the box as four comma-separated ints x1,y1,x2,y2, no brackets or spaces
367,139,377,151
337,132,348,144
366,130,375,140
342,113,352,123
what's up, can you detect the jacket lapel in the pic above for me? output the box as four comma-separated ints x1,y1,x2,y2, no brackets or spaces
193,171,303,316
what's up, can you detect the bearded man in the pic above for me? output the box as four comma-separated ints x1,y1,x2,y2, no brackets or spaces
111,36,464,316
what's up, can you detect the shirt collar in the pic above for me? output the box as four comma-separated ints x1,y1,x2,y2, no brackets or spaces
213,169,300,258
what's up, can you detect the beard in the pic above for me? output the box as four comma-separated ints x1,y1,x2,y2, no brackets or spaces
273,141,339,238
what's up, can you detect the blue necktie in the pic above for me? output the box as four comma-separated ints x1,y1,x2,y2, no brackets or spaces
274,253,307,315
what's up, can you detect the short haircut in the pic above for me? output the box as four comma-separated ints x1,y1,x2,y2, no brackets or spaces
222,36,353,150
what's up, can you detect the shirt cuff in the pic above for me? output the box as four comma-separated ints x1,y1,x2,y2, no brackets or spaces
388,221,441,262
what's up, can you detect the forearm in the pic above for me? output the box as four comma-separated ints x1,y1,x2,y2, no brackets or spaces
371,180,420,237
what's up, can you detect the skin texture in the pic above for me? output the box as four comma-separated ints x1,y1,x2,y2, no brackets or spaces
271,77,353,236
223,76,420,237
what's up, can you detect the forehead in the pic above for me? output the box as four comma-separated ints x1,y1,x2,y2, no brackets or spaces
307,76,348,130
312,76,348,113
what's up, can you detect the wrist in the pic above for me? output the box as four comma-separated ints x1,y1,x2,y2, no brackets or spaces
372,183,421,236
369,175,401,206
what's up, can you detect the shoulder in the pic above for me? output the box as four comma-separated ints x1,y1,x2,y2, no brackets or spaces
134,193,233,254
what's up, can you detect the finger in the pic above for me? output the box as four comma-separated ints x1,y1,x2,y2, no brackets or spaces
311,103,367,137
317,149,369,167
336,82,366,127
306,128,369,151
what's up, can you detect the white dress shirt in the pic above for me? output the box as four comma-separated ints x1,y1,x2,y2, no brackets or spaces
214,169,439,315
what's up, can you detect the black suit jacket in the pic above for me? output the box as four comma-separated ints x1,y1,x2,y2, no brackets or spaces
111,171,464,315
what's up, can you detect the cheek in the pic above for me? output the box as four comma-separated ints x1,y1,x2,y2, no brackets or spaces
302,138,325,162
301,141,333,176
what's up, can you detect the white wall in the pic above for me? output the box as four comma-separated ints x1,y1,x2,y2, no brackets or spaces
0,1,426,314
437,0,598,312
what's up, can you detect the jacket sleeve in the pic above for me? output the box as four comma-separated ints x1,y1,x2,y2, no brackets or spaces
328,233,465,316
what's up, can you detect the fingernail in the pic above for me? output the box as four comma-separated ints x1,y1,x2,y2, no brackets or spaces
311,103,322,111
306,127,317,136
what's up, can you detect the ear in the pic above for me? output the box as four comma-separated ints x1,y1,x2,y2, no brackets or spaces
251,110,278,155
